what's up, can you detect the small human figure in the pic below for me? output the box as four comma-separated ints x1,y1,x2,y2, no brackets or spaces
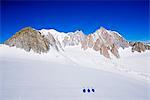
83,89,86,93
87,89,90,93
92,88,95,92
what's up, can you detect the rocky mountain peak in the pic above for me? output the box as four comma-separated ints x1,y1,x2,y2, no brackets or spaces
4,27,50,53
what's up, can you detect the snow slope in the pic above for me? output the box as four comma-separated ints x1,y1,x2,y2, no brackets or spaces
0,44,150,100
39,29,67,43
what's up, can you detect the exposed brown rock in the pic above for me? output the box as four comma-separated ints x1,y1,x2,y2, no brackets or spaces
129,42,146,53
87,34,94,48
93,39,101,51
79,27,130,58
45,33,59,51
100,45,110,58
62,31,86,47
129,42,135,46
110,31,129,48
4,27,50,53
111,44,120,58
81,39,88,50
145,44,150,50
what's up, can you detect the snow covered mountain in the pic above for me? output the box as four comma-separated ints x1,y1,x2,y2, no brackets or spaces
39,26,130,59
1,27,150,100
4,27,150,58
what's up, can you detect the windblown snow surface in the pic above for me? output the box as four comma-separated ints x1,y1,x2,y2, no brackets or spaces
0,44,150,100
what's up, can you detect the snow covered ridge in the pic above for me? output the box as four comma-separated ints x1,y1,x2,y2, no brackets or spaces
3,26,150,59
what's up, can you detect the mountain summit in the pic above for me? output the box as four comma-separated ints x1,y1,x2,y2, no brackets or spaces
4,27,150,58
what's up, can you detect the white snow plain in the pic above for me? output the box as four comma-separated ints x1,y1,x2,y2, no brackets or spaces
0,44,150,100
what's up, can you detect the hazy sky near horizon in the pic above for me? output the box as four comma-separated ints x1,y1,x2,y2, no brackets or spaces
0,0,149,43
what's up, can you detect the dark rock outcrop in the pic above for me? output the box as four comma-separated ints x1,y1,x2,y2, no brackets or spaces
145,44,150,50
129,42,150,52
4,27,50,53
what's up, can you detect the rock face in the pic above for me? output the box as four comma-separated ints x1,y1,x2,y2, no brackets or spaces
45,32,63,51
4,27,50,53
145,44,150,50
129,42,150,52
60,27,129,58
111,44,120,58
62,30,86,47
100,45,110,58
78,27,129,58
